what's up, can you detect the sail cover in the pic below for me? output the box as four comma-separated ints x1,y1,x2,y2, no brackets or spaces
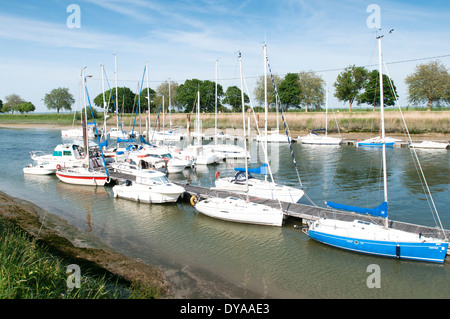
326,201,388,218
234,163,269,175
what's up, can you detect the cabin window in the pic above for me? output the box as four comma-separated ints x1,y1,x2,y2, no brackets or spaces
63,151,72,156
52,151,62,156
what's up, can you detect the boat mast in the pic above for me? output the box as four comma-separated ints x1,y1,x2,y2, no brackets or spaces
325,87,328,137
101,63,107,139
146,61,151,140
215,59,218,146
263,44,268,182
238,52,249,199
377,35,389,229
114,53,119,134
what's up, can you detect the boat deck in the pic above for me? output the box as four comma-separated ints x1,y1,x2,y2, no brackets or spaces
108,171,450,255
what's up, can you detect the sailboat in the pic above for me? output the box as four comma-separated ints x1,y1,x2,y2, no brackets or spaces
193,52,285,227
56,68,109,187
303,34,448,263
298,88,342,145
213,44,304,203
182,91,219,165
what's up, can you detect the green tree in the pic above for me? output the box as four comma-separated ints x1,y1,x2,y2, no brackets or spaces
93,87,136,114
43,88,74,114
358,70,398,111
334,65,369,112
3,94,25,114
139,87,157,113
154,81,178,112
0,100,3,113
223,86,249,113
253,73,282,107
15,102,36,113
278,73,301,111
405,60,450,111
176,79,223,113
298,71,325,112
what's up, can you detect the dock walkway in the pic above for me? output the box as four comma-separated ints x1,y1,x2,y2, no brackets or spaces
108,171,450,247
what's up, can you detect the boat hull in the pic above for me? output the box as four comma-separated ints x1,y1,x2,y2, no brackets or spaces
307,229,448,263
56,170,108,186
112,184,183,203
194,197,284,226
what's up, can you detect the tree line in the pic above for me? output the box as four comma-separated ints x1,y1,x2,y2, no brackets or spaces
2,60,448,115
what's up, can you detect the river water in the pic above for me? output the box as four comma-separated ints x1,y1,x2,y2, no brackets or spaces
1,127,449,298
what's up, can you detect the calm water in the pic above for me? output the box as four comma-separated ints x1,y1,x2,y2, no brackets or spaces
1,127,449,298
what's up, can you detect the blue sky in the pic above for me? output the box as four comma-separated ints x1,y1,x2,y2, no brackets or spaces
0,0,449,112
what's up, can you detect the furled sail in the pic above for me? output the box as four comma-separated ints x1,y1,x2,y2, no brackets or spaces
234,163,269,175
326,201,388,218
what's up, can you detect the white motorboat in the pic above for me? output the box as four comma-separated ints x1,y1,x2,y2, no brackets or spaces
31,143,87,170
23,162,55,175
409,141,449,149
112,170,185,203
193,196,284,226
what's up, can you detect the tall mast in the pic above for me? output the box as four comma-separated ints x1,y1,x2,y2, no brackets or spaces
146,61,151,140
114,53,119,132
101,63,106,137
263,44,268,181
215,59,218,146
377,35,389,228
238,52,249,199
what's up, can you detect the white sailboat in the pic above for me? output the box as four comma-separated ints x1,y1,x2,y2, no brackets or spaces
298,88,342,145
303,34,448,263
194,52,285,227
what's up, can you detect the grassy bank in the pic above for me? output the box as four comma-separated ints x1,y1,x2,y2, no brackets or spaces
0,191,168,299
0,218,164,299
1,110,449,134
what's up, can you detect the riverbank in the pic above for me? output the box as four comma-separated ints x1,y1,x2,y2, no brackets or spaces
0,190,170,298
1,110,449,137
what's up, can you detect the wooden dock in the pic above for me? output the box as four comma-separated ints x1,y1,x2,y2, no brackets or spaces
108,171,449,251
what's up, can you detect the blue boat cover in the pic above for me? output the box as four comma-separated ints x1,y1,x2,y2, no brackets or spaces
99,140,108,148
326,201,388,218
234,163,268,175
117,137,134,143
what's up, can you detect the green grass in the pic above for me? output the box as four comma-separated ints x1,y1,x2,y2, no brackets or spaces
0,219,159,299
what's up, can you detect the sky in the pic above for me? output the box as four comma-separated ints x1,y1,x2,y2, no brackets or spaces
0,0,449,113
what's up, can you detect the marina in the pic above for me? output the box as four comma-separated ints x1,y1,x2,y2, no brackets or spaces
1,126,450,298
